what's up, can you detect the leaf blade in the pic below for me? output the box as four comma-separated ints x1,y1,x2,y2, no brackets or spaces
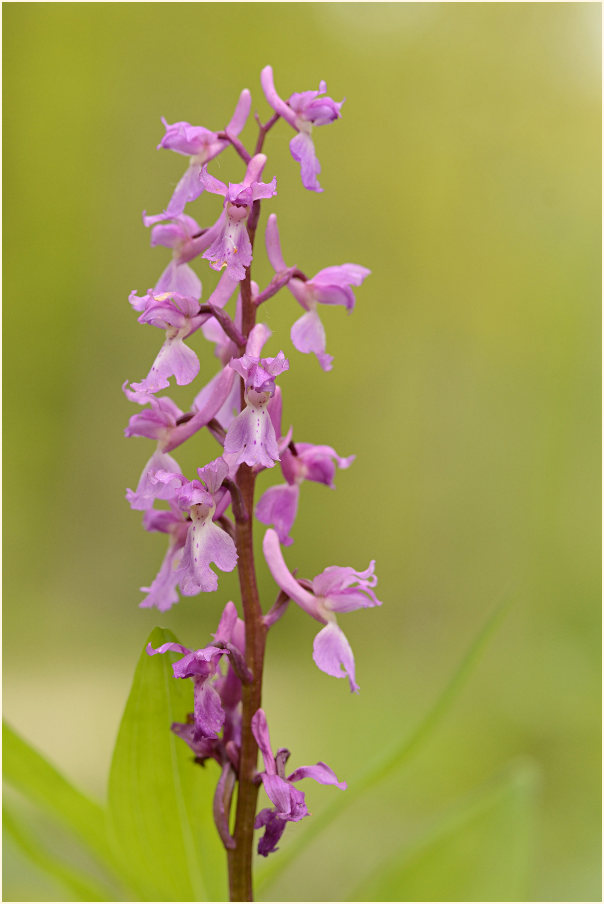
3,803,117,902
107,627,225,902
2,720,115,868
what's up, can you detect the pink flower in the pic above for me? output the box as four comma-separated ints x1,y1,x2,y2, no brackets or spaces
262,529,382,692
147,601,241,738
143,89,251,224
200,154,277,282
252,709,346,856
124,396,185,512
260,66,343,192
224,326,289,470
127,290,206,394
265,214,370,370
150,458,238,597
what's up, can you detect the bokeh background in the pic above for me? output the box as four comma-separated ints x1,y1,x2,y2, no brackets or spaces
3,3,601,901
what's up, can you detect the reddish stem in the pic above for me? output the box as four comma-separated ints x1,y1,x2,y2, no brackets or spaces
227,181,267,900
217,129,252,164
254,112,280,156
227,462,266,901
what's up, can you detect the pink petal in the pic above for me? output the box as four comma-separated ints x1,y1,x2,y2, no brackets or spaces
199,167,228,196
147,337,200,390
226,89,252,135
312,284,354,310
291,310,333,372
289,132,322,193
144,163,204,225
154,261,202,301
260,66,297,128
139,540,184,612
203,218,252,283
312,264,371,288
267,386,283,439
197,456,229,495
207,270,239,309
126,449,182,511
223,406,279,469
295,443,355,488
243,153,268,186
164,163,204,217
213,600,239,645
251,709,276,773
290,309,325,354
251,176,277,201
179,519,237,595
287,762,347,790
254,808,287,857
149,223,185,248
262,774,306,820
255,483,299,546
312,622,359,693
165,366,235,452
246,323,272,357
265,213,288,272
193,679,225,738
146,641,190,656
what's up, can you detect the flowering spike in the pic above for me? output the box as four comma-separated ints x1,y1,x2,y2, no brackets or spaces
125,70,379,894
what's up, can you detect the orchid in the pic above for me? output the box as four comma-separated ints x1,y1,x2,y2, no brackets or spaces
265,213,370,370
262,528,382,692
124,395,185,511
120,67,378,900
200,154,277,281
143,89,251,224
127,290,205,393
251,709,346,856
260,65,343,192
223,325,289,469
151,457,237,596
147,600,242,738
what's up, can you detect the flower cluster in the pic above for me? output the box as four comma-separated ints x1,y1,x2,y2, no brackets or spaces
124,68,380,869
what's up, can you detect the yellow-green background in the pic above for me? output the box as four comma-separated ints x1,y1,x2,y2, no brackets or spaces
3,3,601,901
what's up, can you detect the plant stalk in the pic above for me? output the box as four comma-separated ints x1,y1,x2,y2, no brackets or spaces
227,462,266,901
227,246,265,900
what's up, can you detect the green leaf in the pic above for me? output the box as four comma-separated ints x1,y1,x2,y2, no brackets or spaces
257,598,512,895
3,803,116,902
2,721,116,870
352,759,540,901
107,627,226,902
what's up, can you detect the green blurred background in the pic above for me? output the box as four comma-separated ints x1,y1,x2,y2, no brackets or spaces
3,3,601,901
